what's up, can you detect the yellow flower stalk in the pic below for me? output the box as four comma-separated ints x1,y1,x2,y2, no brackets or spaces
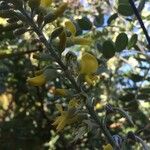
71,37,92,45
40,0,52,8
65,20,76,36
80,52,98,75
52,103,79,132
103,144,113,150
53,88,69,97
27,73,46,86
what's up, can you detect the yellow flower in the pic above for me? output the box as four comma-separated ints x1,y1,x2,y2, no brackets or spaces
71,37,92,45
68,98,80,108
80,52,98,75
79,52,99,86
63,19,91,45
40,0,52,8
103,144,113,150
53,88,69,97
27,74,46,86
85,74,98,86
52,103,79,132
95,102,103,110
65,20,76,36
54,3,68,17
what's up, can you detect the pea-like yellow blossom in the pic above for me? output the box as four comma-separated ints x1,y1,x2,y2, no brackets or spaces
103,144,113,150
53,88,69,97
65,20,76,36
80,52,98,75
52,100,79,132
55,3,68,17
40,0,52,8
79,52,99,85
27,73,46,86
95,102,103,110
85,74,98,86
68,98,80,108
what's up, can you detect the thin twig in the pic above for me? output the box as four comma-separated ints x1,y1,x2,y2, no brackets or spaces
0,49,40,59
129,0,150,46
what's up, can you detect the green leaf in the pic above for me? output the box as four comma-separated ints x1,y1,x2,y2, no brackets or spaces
74,21,83,36
28,0,40,9
77,17,92,30
107,13,118,25
138,0,146,12
128,34,138,49
115,33,128,52
118,0,129,4
50,27,64,41
140,88,150,93
118,4,134,16
93,14,104,27
102,40,115,59
33,53,54,61
129,74,143,82
114,107,134,126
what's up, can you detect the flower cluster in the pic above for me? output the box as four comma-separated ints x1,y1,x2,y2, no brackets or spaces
64,20,92,45
52,99,81,132
26,0,99,135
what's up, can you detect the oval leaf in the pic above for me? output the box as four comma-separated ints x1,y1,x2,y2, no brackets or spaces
93,14,104,27
107,13,118,25
118,0,129,4
102,40,115,59
77,17,92,30
115,33,128,52
128,34,138,49
118,4,134,16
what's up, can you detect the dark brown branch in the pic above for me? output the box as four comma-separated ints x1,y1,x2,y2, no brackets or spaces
129,0,150,46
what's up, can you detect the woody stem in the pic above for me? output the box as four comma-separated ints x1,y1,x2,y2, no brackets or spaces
20,8,116,147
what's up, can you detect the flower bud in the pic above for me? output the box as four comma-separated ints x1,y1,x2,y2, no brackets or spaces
27,74,46,86
27,68,57,86
71,37,92,45
52,88,70,97
54,3,68,17
65,20,76,36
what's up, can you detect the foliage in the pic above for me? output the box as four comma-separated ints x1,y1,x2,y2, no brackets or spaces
0,0,150,149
